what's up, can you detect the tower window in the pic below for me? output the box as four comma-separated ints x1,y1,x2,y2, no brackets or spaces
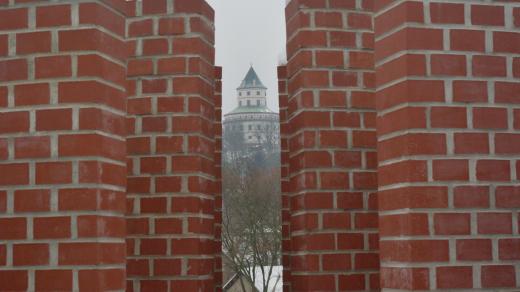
256,100,260,106
257,91,260,95
247,100,250,106
239,92,242,96
247,91,250,96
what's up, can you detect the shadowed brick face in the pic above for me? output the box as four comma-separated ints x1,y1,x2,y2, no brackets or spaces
1,0,519,291
375,1,520,291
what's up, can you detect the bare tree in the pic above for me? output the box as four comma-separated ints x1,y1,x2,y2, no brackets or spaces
222,153,282,292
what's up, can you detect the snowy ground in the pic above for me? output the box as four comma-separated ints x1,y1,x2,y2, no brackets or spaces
252,266,283,292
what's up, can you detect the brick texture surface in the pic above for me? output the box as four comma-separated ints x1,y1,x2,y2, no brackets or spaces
0,1,128,290
375,1,520,291
283,0,379,290
125,0,217,291
1,0,520,291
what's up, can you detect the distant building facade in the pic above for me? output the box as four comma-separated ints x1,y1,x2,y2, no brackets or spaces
223,67,279,157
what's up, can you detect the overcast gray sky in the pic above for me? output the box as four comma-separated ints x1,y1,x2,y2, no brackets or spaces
206,0,286,114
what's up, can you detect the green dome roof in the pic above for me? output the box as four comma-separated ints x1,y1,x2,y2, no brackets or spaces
238,66,267,89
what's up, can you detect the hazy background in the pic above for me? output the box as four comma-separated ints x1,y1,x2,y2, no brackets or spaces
206,0,286,114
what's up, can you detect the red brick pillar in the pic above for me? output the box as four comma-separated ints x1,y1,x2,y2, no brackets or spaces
284,0,379,290
278,65,291,292
213,66,223,292
0,1,127,290
125,0,217,291
375,1,520,290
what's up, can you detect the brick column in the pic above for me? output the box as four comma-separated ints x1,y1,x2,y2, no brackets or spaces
213,66,223,292
0,1,127,291
284,0,379,290
125,0,217,291
278,65,291,292
375,1,520,290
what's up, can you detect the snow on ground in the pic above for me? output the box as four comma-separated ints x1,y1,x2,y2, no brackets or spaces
252,266,283,292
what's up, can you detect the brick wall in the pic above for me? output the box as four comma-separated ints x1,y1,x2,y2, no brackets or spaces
278,65,291,292
125,0,217,291
0,1,128,290
375,0,520,290
1,0,520,291
283,0,379,290
213,66,223,292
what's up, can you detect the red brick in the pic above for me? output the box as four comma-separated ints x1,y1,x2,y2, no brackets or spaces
14,189,50,212
431,54,466,76
434,213,470,235
35,55,72,78
453,80,487,102
0,218,26,239
0,191,5,213
432,159,469,181
34,216,71,239
0,270,28,291
515,8,520,27
0,35,6,57
155,218,183,234
320,172,348,190
59,29,126,61
129,19,153,37
15,136,51,159
348,12,372,29
430,106,467,128
79,2,125,36
0,163,29,186
316,50,344,68
59,243,124,265
154,259,182,276
481,265,516,288
0,59,27,81
0,111,29,134
496,186,520,208
495,133,520,154
454,186,489,208
478,213,512,234
36,5,71,27
380,240,449,262
476,160,510,181
471,5,504,26
378,160,427,186
141,197,167,213
79,108,125,136
159,17,185,35
143,0,166,14
473,107,508,129
142,79,167,93
495,81,520,104
59,133,125,161
380,267,429,290
430,3,464,24
494,32,520,54
499,239,520,260
0,8,28,30
58,188,97,211
36,108,72,131
450,29,485,52
141,157,167,174
158,57,186,74
78,215,125,238
316,11,343,28
14,83,50,106
36,270,72,291
36,162,72,184
436,266,472,289
454,133,489,154
457,239,492,261
143,38,169,55
16,31,51,54
473,55,506,77
13,243,48,266
77,54,125,87
379,213,429,236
